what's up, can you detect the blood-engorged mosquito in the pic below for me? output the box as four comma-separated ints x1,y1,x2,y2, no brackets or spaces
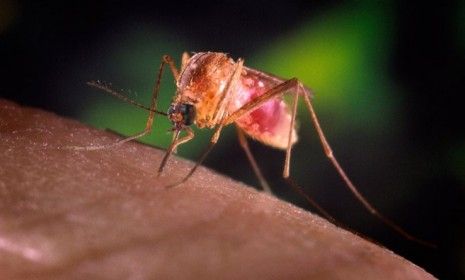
79,51,434,247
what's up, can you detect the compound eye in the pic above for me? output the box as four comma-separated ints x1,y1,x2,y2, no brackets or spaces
181,104,196,126
168,103,195,127
167,104,176,116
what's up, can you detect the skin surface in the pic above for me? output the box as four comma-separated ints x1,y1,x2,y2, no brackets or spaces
0,99,436,279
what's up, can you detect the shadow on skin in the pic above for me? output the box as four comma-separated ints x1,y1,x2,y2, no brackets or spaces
0,99,435,279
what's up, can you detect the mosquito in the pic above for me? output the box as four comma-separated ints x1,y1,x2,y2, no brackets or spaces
81,51,433,247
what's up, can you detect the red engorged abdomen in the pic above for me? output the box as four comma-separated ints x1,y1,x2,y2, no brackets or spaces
229,75,297,149
247,94,281,132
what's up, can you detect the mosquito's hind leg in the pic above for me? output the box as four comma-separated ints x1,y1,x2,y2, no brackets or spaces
299,86,435,247
223,77,434,246
233,83,334,219
283,89,337,222
66,55,178,151
236,127,273,194
164,123,225,188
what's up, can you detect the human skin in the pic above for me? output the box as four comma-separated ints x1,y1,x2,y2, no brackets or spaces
0,99,435,279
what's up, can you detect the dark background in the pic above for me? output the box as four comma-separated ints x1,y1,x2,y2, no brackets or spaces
1,0,464,278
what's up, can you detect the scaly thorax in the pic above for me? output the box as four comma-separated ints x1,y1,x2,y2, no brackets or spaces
177,52,297,149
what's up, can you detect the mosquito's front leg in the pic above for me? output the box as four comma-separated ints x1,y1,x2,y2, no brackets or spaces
164,124,225,188
66,55,179,151
157,127,195,176
163,55,180,81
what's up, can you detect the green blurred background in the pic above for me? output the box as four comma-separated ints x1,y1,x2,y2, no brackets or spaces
1,0,464,278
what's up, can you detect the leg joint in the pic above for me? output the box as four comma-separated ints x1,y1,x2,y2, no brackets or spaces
163,55,173,63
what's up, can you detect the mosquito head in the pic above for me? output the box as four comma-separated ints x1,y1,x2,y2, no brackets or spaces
167,103,196,129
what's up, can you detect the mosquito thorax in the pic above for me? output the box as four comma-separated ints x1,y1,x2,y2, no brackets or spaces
167,103,196,128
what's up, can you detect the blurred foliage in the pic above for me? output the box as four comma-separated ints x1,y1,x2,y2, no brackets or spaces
252,3,397,133
80,3,399,159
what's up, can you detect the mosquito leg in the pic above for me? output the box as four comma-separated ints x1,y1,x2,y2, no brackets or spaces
157,127,195,176
166,124,225,188
300,88,435,247
181,52,191,71
233,87,334,221
283,177,336,223
66,55,177,151
280,89,337,222
224,78,334,219
163,55,180,80
284,90,299,178
212,59,244,122
237,109,335,220
236,127,273,194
